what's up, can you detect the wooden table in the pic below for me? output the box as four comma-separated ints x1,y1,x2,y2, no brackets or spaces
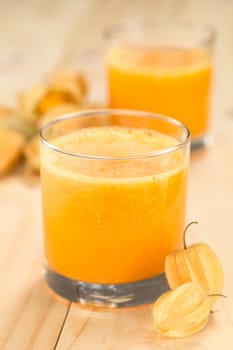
1,0,233,349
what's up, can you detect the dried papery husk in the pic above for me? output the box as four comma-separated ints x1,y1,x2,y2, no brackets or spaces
18,85,47,120
153,282,211,338
19,73,86,121
49,70,88,98
36,82,83,116
0,115,37,139
0,129,26,175
165,242,224,306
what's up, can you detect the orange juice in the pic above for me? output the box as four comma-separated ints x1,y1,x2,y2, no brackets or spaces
107,47,212,138
41,126,188,284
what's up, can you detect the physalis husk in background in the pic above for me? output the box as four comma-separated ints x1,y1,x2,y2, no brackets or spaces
18,70,88,121
36,82,81,116
165,223,224,305
153,282,211,338
0,129,25,176
18,85,47,121
49,70,87,98
0,114,36,139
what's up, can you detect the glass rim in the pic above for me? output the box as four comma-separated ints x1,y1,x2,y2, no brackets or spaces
103,18,216,47
40,109,190,160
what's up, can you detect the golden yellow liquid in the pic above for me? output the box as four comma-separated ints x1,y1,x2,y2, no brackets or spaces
41,126,188,284
107,47,212,138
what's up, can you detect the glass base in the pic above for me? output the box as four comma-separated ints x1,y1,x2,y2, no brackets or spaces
44,266,169,307
191,133,213,152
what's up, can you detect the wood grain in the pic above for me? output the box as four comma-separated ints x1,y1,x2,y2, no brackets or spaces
56,299,233,350
0,177,70,349
0,0,233,349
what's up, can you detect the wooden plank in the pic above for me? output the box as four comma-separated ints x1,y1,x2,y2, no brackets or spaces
56,299,233,349
0,177,70,349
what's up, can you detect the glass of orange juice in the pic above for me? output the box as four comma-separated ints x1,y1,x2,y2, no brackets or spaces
105,20,215,151
40,109,190,307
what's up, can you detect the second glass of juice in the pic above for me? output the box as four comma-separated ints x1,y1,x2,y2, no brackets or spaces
40,109,190,307
105,20,215,150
